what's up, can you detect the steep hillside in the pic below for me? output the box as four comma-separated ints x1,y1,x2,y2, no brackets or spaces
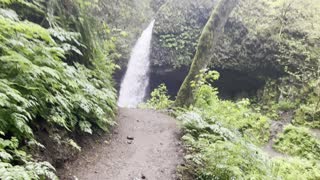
0,0,118,178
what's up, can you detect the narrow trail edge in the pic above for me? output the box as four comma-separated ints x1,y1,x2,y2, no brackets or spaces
59,108,184,180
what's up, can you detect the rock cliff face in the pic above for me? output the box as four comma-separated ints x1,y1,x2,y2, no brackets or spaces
150,0,218,97
151,0,218,68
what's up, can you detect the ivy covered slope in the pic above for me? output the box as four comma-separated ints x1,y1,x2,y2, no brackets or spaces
0,0,118,178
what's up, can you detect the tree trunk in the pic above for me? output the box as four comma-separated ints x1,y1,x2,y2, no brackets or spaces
174,0,239,107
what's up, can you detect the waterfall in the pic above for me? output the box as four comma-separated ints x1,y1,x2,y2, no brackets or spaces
118,20,155,108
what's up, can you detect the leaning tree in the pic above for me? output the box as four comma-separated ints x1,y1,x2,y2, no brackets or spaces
175,0,240,107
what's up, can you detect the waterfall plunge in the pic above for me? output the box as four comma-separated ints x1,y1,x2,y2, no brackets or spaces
118,20,155,108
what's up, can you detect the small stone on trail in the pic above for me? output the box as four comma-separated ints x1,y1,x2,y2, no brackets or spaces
137,119,140,122
104,140,109,144
141,173,146,179
94,171,98,173
127,136,134,140
127,140,133,144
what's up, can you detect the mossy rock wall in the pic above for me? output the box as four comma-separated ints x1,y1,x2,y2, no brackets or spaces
151,0,218,70
150,0,320,102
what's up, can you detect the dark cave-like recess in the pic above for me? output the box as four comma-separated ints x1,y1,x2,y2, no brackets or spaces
115,63,275,102
213,69,266,100
148,67,268,101
148,66,189,99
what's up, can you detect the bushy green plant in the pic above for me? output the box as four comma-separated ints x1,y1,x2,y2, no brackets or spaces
272,157,320,179
274,125,320,160
143,84,173,110
177,110,273,179
0,134,57,180
190,70,271,144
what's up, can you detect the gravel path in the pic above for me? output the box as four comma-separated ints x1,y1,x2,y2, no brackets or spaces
59,108,183,180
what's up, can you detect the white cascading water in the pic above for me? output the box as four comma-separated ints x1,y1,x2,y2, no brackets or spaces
118,20,155,108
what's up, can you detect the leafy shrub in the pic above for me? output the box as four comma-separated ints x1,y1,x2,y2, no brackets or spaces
275,100,297,112
143,84,173,110
177,110,272,179
178,110,320,180
294,86,320,128
272,157,320,179
274,125,320,160
190,70,271,144
0,134,57,179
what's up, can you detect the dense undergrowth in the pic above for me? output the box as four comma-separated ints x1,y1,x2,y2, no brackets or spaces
0,0,118,178
146,69,320,179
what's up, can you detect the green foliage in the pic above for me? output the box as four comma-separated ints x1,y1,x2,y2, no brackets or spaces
176,70,273,178
177,70,320,179
0,15,117,138
0,136,57,180
233,0,320,124
158,28,200,68
272,157,320,179
293,79,320,128
179,112,272,179
143,84,173,110
0,0,118,178
151,0,216,68
274,125,320,160
190,70,271,144
0,0,46,25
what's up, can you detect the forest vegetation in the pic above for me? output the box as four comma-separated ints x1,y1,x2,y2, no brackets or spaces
0,0,320,179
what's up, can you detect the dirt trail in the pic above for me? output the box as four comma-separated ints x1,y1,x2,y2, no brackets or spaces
262,112,292,158
59,108,183,180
